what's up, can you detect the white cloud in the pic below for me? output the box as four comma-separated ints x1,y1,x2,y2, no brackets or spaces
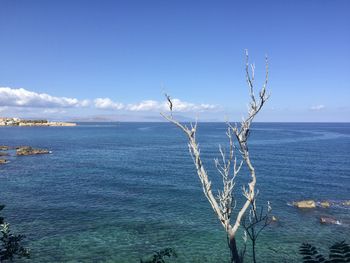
126,100,163,111
96,98,218,112
0,87,90,108
170,98,217,112
94,98,124,110
310,104,325,111
0,87,217,114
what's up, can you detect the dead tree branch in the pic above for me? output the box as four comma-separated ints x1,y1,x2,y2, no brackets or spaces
161,50,269,263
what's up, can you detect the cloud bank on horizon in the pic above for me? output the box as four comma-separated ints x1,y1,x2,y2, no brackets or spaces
0,86,347,122
94,97,216,112
0,87,218,117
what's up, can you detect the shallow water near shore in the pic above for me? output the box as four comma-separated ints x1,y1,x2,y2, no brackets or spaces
0,122,349,262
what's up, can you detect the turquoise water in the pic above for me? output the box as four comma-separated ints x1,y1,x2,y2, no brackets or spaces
0,123,349,262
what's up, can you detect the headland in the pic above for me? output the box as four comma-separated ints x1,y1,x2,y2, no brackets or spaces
0,117,76,127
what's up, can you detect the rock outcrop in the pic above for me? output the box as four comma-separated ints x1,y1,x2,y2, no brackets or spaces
16,146,51,156
0,152,9,156
342,201,350,206
0,146,9,151
293,200,316,209
0,159,7,164
320,216,341,225
320,201,331,208
292,199,350,210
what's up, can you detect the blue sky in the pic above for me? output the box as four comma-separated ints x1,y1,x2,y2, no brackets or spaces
0,0,349,121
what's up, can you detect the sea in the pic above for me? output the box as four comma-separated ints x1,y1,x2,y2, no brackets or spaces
0,122,349,262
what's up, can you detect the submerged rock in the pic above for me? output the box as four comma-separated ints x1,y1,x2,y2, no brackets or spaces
0,152,9,156
293,200,316,209
320,216,341,225
320,201,331,208
16,146,51,156
0,159,7,164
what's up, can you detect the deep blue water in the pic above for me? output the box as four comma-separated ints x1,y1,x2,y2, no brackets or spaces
0,122,349,262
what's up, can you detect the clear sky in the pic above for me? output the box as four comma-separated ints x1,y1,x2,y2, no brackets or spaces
0,0,349,121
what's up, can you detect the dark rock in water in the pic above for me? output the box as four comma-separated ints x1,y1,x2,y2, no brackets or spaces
293,200,316,209
16,146,51,156
0,159,8,164
320,216,341,225
0,152,9,156
0,146,9,151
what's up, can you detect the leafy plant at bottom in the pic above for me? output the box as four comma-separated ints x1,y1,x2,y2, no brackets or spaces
140,248,177,263
0,205,30,262
299,243,327,263
300,241,350,263
329,241,350,262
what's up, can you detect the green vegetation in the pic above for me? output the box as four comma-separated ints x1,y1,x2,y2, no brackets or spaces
140,248,177,263
300,241,350,263
0,205,30,262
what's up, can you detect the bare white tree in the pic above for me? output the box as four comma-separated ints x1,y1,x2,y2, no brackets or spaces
161,50,269,263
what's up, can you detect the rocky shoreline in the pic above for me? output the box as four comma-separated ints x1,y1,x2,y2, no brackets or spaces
0,145,51,165
0,117,76,127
